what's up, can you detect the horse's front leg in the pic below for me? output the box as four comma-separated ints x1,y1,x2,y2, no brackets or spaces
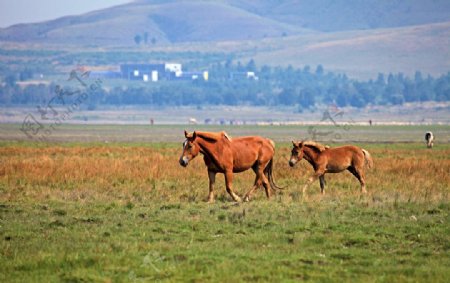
207,170,216,203
225,170,242,202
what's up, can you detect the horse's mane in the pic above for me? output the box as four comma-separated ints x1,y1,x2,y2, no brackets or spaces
196,131,232,142
302,141,329,152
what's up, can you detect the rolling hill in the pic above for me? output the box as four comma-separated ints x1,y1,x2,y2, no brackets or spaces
0,0,449,78
0,1,309,45
247,21,450,78
226,0,450,31
1,0,450,45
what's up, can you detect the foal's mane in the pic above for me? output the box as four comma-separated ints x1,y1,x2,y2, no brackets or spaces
196,131,232,142
302,141,329,152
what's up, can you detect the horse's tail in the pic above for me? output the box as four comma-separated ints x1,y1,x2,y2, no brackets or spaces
265,158,284,191
362,149,373,169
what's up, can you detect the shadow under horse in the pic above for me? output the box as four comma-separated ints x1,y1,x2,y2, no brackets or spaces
289,141,373,196
179,130,282,202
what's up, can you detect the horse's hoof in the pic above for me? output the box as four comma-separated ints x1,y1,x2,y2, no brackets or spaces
243,196,250,202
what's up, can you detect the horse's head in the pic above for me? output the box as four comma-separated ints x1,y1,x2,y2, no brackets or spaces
179,130,200,167
289,141,304,167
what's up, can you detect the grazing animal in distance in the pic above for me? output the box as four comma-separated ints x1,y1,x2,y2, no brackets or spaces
289,141,373,196
179,130,282,202
425,132,434,148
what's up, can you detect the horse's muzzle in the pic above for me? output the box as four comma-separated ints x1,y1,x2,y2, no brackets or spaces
179,157,189,167
289,160,296,167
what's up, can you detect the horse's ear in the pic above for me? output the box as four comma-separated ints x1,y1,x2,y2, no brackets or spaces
292,140,297,147
184,130,189,138
192,131,197,140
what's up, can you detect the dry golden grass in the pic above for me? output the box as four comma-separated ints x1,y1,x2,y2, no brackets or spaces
0,143,448,204
2,139,449,283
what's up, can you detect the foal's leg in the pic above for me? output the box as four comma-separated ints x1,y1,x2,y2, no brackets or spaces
207,170,216,203
348,167,367,194
302,171,322,196
359,170,367,194
225,170,242,202
319,175,326,194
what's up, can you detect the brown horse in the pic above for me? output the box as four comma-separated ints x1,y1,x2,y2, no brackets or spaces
179,130,281,202
289,141,373,195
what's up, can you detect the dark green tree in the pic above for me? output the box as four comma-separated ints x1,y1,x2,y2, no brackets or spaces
299,88,316,109
134,35,142,45
278,88,297,105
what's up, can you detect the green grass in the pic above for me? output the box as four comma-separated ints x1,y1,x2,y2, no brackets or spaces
1,200,448,282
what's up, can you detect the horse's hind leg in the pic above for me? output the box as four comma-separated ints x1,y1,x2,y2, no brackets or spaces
319,175,326,195
259,162,272,199
348,167,367,194
244,165,270,201
261,173,271,199
244,175,261,202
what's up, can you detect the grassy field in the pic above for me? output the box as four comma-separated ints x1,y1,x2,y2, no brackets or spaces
0,125,449,282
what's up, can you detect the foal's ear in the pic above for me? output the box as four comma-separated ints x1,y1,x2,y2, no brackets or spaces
184,130,196,140
292,140,300,147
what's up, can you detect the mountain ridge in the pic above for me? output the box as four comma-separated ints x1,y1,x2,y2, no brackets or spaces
1,0,450,45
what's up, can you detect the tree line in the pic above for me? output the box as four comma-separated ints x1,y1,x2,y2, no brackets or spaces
1,60,449,109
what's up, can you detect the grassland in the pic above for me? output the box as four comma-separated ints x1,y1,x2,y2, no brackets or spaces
1,123,450,143
0,125,449,282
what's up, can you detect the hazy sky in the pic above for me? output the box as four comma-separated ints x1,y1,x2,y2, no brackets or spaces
0,0,131,28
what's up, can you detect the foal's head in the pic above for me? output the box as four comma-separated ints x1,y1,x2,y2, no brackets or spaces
289,141,305,167
179,130,200,167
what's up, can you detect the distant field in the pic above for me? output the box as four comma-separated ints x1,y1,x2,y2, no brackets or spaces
1,123,450,143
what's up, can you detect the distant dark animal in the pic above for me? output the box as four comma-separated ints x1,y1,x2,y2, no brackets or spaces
289,141,373,195
425,132,434,148
179,131,282,202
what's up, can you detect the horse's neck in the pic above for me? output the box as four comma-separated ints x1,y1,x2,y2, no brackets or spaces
196,137,224,162
303,146,320,167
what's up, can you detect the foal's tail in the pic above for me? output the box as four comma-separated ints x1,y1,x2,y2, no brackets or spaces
265,158,284,191
362,149,374,169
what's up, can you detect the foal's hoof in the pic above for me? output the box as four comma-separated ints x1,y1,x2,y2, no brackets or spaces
234,196,242,203
243,195,250,202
